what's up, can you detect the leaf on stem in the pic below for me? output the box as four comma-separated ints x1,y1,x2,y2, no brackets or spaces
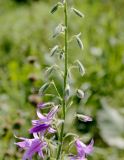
64,133,78,140
75,60,85,76
72,7,84,18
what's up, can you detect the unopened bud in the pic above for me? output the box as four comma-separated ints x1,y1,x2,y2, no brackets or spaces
76,89,85,99
51,3,59,14
75,60,85,76
65,84,70,99
76,35,84,50
53,24,66,38
50,45,59,56
76,114,92,122
72,7,84,18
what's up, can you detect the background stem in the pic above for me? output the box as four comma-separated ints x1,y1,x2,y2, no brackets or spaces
56,1,68,159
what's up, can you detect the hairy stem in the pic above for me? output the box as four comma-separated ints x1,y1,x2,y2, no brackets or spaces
56,1,68,159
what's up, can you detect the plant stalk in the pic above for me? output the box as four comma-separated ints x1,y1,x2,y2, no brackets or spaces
56,1,68,159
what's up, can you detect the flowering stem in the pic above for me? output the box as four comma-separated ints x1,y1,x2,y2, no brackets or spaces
56,1,68,159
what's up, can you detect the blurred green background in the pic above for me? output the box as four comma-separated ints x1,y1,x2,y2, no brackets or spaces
0,0,124,159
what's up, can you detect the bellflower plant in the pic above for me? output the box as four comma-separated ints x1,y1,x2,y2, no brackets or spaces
15,0,94,159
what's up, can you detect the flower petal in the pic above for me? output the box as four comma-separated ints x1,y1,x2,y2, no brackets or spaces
47,106,58,120
38,142,47,158
37,109,46,120
15,136,33,149
48,127,56,133
32,120,41,126
37,102,45,109
33,133,39,139
22,139,42,160
69,154,78,160
29,124,50,134
85,139,94,154
75,139,94,158
75,139,86,158
15,140,32,149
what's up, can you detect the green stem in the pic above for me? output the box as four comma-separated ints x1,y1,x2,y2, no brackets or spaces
56,1,68,159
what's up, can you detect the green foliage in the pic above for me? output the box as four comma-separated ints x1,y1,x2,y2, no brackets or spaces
0,0,124,159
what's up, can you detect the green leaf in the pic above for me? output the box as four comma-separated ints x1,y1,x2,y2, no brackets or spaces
64,132,78,140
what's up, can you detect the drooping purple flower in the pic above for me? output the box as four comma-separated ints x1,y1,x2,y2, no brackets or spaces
29,124,50,134
30,106,58,134
15,133,47,160
36,105,58,122
69,139,94,160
